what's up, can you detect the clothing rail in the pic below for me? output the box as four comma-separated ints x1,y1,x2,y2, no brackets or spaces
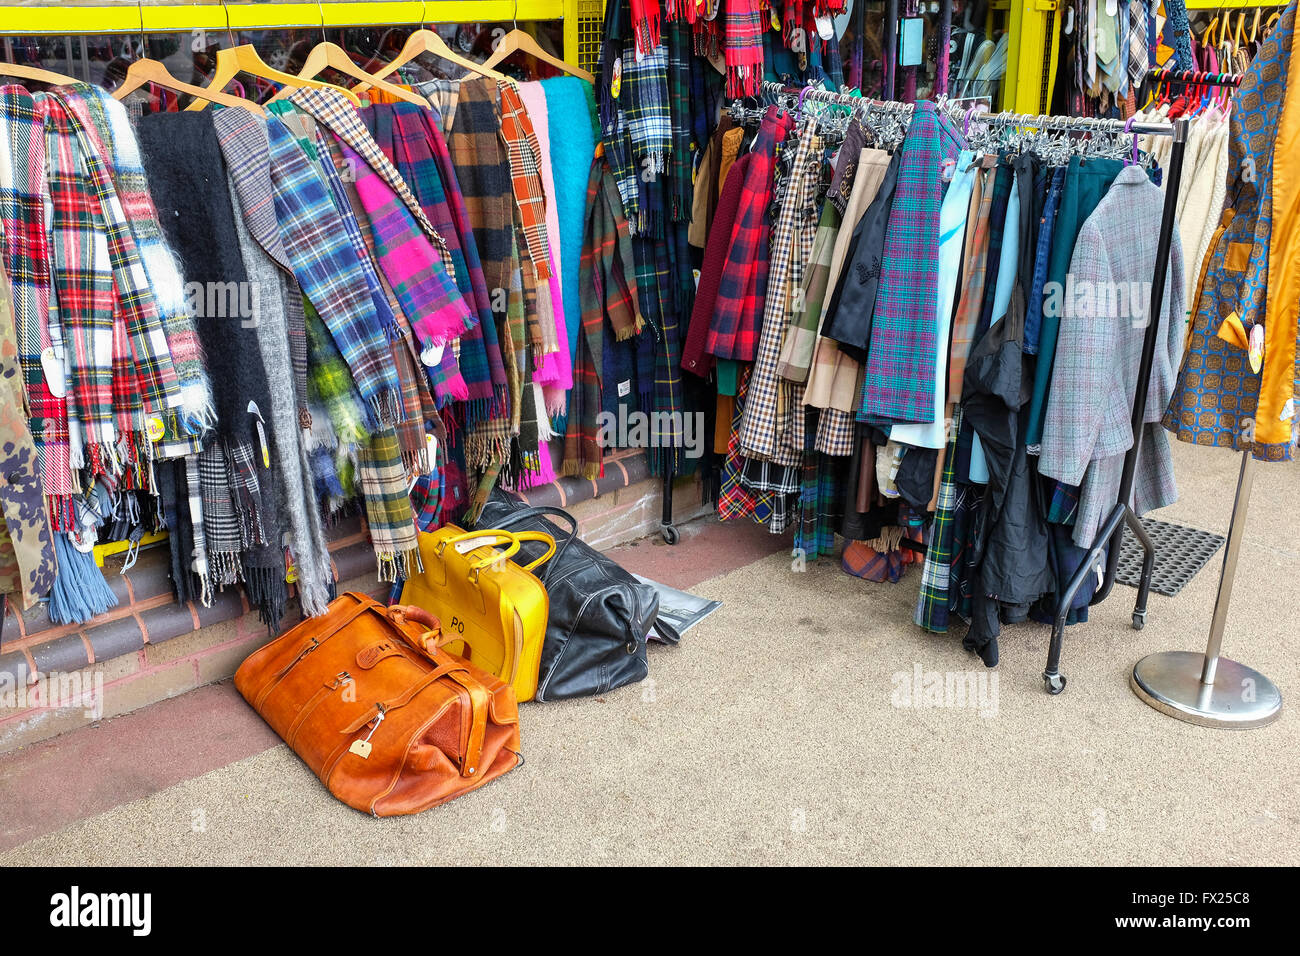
1041,116,1191,695
1139,68,1243,105
0,2,595,73
956,105,1177,139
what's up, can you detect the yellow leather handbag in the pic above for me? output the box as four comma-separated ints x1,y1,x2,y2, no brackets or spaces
399,525,554,703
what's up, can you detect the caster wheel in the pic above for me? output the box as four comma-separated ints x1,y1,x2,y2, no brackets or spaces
1043,672,1067,695
660,524,679,545
1132,611,1147,630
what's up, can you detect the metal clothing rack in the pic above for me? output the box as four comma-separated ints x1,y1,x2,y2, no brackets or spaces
1040,114,1186,695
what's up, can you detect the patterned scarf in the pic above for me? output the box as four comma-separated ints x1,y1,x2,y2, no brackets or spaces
622,40,672,179
304,299,373,450
41,91,183,476
631,0,663,55
724,0,766,97
265,114,404,425
363,101,507,419
0,86,73,517
70,88,214,452
356,427,419,582
666,22,696,223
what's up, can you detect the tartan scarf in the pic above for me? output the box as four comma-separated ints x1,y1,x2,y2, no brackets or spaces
0,86,73,514
707,107,792,362
198,440,243,587
362,101,507,418
622,40,672,178
304,299,374,450
667,21,695,223
631,0,663,56
565,157,631,478
497,82,555,288
448,78,514,301
356,427,420,582
71,88,214,450
321,138,441,470
41,91,184,477
264,114,404,426
724,0,766,97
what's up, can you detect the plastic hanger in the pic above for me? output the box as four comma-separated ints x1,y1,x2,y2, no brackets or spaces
355,3,511,90
482,2,593,83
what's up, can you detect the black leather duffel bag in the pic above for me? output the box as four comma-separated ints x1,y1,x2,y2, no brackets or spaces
470,490,681,701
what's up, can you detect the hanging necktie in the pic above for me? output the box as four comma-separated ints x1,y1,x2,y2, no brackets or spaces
1129,0,1151,94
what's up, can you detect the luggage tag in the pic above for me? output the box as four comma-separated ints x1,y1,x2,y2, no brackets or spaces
248,401,270,468
349,703,386,759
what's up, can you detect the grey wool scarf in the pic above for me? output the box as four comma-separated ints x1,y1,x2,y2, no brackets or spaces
226,176,335,619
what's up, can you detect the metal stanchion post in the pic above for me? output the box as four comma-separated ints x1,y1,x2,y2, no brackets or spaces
1130,451,1283,728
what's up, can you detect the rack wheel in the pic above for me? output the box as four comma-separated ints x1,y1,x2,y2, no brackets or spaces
1132,610,1147,630
660,524,679,546
1043,672,1067,695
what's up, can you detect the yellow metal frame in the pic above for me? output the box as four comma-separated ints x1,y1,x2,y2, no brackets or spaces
1005,0,1061,114
0,1,596,67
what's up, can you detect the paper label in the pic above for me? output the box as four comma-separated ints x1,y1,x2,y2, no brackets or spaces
815,14,835,40
1282,399,1295,422
618,380,631,398
41,347,66,398
454,535,502,554
1249,323,1264,374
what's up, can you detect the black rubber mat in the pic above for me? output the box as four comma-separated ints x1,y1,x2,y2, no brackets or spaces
1116,518,1225,597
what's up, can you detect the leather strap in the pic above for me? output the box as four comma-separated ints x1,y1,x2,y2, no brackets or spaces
338,659,468,734
254,594,372,711
444,668,490,778
478,505,578,584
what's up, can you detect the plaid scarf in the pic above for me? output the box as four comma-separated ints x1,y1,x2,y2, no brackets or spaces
707,107,792,362
622,39,672,185
363,101,507,419
71,88,213,451
265,114,404,426
304,299,373,449
448,78,514,301
666,22,695,223
565,157,633,478
0,86,74,517
631,0,663,55
498,82,555,287
777,201,841,383
333,135,473,349
356,427,419,582
724,0,766,97
198,440,244,587
40,91,183,475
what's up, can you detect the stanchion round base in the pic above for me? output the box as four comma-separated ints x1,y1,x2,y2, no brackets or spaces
1131,651,1282,729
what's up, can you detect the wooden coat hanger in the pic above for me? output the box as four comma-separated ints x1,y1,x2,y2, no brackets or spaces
353,4,511,91
186,44,361,111
482,4,593,83
276,41,428,105
0,62,80,87
115,57,265,114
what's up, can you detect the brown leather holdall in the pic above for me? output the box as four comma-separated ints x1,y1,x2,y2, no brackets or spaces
234,592,521,816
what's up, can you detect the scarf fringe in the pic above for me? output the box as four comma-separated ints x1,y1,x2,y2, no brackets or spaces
863,526,906,553
210,549,243,587
375,546,421,584
48,533,119,625
244,563,288,633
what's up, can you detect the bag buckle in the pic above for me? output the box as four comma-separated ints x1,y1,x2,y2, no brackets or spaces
331,671,353,690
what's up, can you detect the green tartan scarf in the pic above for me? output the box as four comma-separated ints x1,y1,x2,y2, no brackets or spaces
304,300,372,449
356,426,420,582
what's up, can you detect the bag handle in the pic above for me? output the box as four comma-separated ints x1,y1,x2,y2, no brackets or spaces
509,530,557,573
435,530,522,571
480,505,579,583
